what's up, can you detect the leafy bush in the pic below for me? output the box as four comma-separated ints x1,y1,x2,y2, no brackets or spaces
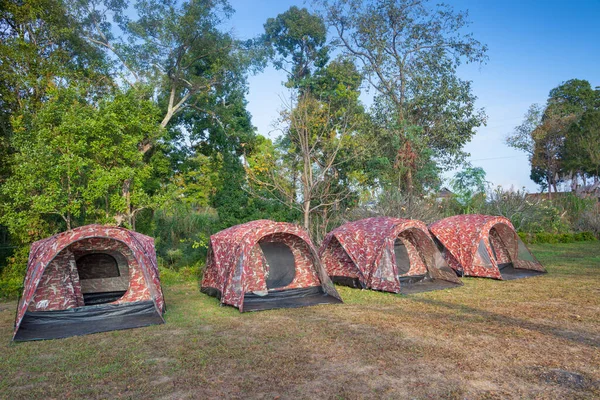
0,246,29,299
158,264,202,286
519,231,597,244
574,231,597,241
483,187,570,233
573,207,600,237
153,204,219,270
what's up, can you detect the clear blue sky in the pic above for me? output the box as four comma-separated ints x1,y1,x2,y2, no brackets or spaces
226,0,600,192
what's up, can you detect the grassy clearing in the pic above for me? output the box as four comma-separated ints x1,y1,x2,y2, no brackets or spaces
1,242,599,399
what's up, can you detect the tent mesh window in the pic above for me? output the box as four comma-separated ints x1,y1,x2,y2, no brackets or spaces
259,241,296,290
477,240,494,268
517,238,537,262
76,253,120,279
393,239,411,275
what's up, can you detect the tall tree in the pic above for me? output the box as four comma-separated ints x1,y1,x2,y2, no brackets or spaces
507,79,600,196
319,0,488,193
263,5,329,88
0,86,163,243
81,0,255,135
451,165,488,212
76,0,262,228
246,88,365,234
251,7,370,236
563,110,600,186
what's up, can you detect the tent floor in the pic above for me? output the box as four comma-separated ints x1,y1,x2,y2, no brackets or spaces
243,286,342,312
14,301,164,341
331,275,462,294
500,265,547,280
400,279,462,295
201,286,342,312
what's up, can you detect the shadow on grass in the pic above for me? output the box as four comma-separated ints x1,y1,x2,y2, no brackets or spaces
406,297,600,348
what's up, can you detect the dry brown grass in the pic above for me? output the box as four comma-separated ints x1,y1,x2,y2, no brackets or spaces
1,242,599,399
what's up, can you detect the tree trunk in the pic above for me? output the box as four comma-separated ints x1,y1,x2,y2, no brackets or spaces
123,179,132,227
303,199,310,230
406,168,414,196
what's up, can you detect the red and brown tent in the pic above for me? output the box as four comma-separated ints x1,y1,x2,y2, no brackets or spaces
319,217,462,294
429,214,546,280
13,225,165,341
201,220,342,312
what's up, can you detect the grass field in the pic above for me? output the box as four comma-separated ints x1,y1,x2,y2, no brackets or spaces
1,242,599,399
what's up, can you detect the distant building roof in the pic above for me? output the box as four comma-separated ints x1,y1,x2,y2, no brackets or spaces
437,187,454,199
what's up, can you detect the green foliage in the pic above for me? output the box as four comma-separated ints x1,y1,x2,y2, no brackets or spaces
451,166,489,210
320,0,488,193
519,231,597,244
484,187,570,234
263,6,328,87
506,104,543,156
564,110,600,177
0,246,29,299
158,265,202,286
152,204,219,270
508,79,600,192
0,85,164,243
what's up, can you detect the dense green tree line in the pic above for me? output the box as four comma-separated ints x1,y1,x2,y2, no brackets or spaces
0,0,488,296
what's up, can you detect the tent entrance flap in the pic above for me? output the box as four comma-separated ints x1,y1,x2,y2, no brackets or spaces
259,241,296,289
394,239,411,275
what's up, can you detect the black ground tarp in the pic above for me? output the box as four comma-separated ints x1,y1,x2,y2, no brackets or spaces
400,278,462,294
331,274,462,294
500,265,547,280
399,273,462,294
14,300,164,341
243,286,341,312
330,276,363,288
201,286,341,311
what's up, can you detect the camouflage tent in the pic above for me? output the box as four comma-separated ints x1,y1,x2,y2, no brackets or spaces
429,214,546,280
13,225,165,341
201,220,342,312
320,217,462,294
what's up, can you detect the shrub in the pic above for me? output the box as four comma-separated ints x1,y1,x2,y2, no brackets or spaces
0,246,29,299
153,204,219,270
519,231,597,244
575,231,597,241
484,187,573,234
158,263,202,286
573,208,600,237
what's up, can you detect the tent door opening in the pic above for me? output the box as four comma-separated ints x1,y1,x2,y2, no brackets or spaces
259,242,296,290
488,228,513,271
394,239,411,276
76,252,128,306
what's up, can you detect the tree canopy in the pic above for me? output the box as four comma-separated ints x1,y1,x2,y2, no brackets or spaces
507,79,600,196
1,0,498,295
